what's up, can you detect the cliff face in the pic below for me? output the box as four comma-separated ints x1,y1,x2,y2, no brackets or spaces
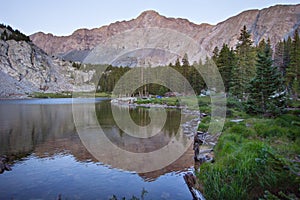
30,4,300,66
0,27,95,97
1,4,299,96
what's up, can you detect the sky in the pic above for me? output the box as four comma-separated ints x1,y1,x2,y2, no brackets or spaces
0,0,299,36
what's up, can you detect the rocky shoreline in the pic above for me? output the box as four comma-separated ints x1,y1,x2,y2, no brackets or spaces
111,98,219,164
111,98,220,200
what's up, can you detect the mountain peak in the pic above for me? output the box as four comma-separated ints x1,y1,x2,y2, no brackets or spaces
30,4,300,65
138,10,161,18
136,10,164,24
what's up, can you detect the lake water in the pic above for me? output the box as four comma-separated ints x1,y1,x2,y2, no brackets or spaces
0,98,196,200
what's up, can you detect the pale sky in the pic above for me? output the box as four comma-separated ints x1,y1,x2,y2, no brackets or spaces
0,0,299,36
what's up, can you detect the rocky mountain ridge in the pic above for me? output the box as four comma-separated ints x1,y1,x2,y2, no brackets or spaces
30,4,300,66
0,26,95,98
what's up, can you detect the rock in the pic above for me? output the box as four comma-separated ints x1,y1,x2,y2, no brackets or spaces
200,113,208,118
30,5,300,66
0,155,8,162
0,162,5,174
196,131,205,135
230,119,244,123
184,172,203,200
194,148,214,162
4,164,11,171
0,155,12,174
0,32,95,97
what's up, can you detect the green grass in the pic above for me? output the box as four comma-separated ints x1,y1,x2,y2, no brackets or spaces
73,92,111,97
135,96,212,111
197,98,300,199
31,92,111,98
199,140,299,199
135,97,180,106
30,92,72,98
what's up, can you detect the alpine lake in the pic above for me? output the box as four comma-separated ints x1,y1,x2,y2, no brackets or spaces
0,98,198,200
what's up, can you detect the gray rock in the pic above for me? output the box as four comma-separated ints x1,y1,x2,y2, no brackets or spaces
0,38,95,97
30,5,300,66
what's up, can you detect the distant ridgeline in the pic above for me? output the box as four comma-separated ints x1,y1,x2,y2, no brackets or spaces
0,24,31,42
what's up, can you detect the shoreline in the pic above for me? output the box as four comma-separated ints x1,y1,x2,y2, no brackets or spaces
111,97,218,158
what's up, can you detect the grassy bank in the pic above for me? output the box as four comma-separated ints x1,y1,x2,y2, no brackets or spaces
135,97,180,106
135,96,211,110
197,99,300,199
31,92,110,98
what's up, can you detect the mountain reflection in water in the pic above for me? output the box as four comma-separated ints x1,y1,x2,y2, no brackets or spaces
0,99,194,200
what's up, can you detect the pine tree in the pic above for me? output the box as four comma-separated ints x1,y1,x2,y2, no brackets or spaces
247,41,286,116
230,25,256,99
182,53,190,94
287,30,300,97
257,39,266,54
212,46,219,63
274,40,285,75
182,53,189,68
284,36,292,68
216,43,235,92
175,57,181,68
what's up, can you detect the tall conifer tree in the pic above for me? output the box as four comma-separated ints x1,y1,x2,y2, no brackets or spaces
247,41,286,116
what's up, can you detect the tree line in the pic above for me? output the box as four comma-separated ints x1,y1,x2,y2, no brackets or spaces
79,26,300,116
1,23,298,116
0,24,31,42
212,26,299,115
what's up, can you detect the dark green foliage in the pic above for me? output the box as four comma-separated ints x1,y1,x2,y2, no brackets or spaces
93,60,206,96
274,40,285,75
211,46,219,62
182,53,190,95
198,116,211,132
286,30,300,97
72,62,81,69
230,25,256,99
175,57,181,68
274,32,300,98
215,43,235,92
0,24,30,42
98,65,128,94
246,41,287,116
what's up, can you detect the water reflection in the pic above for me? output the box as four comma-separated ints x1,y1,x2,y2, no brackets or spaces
0,103,76,157
74,102,193,173
97,103,181,153
0,99,195,199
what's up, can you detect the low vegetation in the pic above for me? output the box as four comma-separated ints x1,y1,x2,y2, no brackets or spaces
30,92,110,98
196,98,300,200
30,92,72,98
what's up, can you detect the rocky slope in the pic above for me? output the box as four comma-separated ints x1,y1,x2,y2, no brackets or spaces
0,26,95,98
30,4,300,66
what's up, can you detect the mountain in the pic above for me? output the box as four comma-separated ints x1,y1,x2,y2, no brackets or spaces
30,4,300,66
0,25,94,98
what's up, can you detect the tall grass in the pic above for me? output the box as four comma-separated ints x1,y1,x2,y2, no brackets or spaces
197,106,300,199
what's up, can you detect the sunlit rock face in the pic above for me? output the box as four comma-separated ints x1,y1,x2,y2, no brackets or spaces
31,5,300,66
